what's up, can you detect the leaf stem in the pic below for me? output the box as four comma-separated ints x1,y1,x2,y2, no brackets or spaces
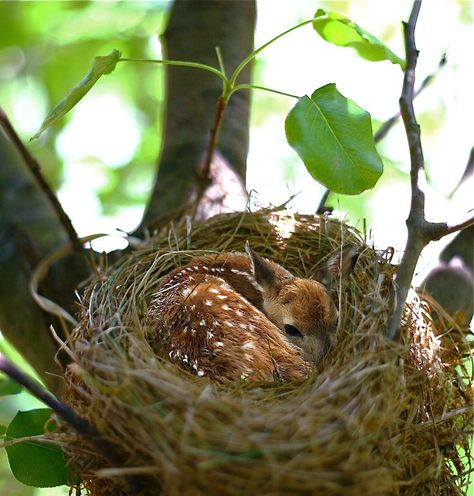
230,84,299,99
229,17,318,87
118,57,226,81
215,46,227,77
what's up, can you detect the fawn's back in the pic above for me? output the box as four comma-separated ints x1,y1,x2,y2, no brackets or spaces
147,245,357,383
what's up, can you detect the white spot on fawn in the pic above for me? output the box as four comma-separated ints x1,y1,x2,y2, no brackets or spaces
242,342,255,350
207,331,214,340
222,304,230,311
209,288,220,294
197,370,205,377
235,310,243,317
204,300,213,306
217,294,227,300
199,319,206,327
215,342,224,347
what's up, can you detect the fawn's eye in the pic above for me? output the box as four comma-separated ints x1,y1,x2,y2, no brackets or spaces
284,324,303,338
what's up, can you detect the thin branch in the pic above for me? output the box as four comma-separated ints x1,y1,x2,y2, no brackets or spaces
316,190,332,214
0,355,122,467
374,51,447,143
383,0,472,340
387,0,424,340
449,147,474,198
192,96,229,215
0,108,82,251
437,214,474,239
317,51,447,214
202,97,227,183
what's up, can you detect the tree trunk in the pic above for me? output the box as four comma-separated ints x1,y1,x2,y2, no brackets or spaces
140,0,256,230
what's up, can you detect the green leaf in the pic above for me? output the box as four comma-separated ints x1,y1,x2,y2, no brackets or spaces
313,9,405,68
0,376,22,396
5,409,69,487
31,48,121,140
0,425,6,436
285,83,383,195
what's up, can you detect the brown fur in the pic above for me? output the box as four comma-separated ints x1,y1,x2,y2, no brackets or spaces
147,249,354,382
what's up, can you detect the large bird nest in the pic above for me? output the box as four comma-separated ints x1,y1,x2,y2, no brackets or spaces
59,210,473,495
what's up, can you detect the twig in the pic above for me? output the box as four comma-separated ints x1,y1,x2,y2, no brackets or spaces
0,355,122,467
374,51,447,143
317,51,447,214
0,108,82,251
202,97,227,185
436,214,474,239
193,96,228,216
316,190,332,214
449,147,474,198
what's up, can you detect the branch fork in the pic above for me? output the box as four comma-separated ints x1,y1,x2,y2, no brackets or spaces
387,0,474,339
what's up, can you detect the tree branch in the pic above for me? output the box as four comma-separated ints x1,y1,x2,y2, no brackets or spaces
0,108,81,251
386,0,425,340
0,355,151,493
0,355,123,465
385,0,472,340
197,96,228,198
373,51,446,143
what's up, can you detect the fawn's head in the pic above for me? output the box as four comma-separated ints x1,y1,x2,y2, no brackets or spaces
245,243,358,363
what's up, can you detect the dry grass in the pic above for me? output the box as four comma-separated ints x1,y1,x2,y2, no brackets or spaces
58,210,473,495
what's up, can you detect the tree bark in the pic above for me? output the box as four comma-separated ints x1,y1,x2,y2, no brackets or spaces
0,128,88,393
140,0,256,230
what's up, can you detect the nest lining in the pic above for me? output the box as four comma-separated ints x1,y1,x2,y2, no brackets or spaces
59,210,473,495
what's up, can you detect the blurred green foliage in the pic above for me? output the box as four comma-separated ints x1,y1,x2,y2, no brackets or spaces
0,0,168,215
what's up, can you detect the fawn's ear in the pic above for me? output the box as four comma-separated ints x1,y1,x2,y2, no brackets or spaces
312,245,359,290
245,241,278,291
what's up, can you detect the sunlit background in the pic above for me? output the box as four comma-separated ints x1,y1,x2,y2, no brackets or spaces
0,1,472,494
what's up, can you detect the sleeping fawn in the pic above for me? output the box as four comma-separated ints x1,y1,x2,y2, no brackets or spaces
147,243,358,383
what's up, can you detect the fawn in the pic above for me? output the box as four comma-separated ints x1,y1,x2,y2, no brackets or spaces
147,243,358,383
